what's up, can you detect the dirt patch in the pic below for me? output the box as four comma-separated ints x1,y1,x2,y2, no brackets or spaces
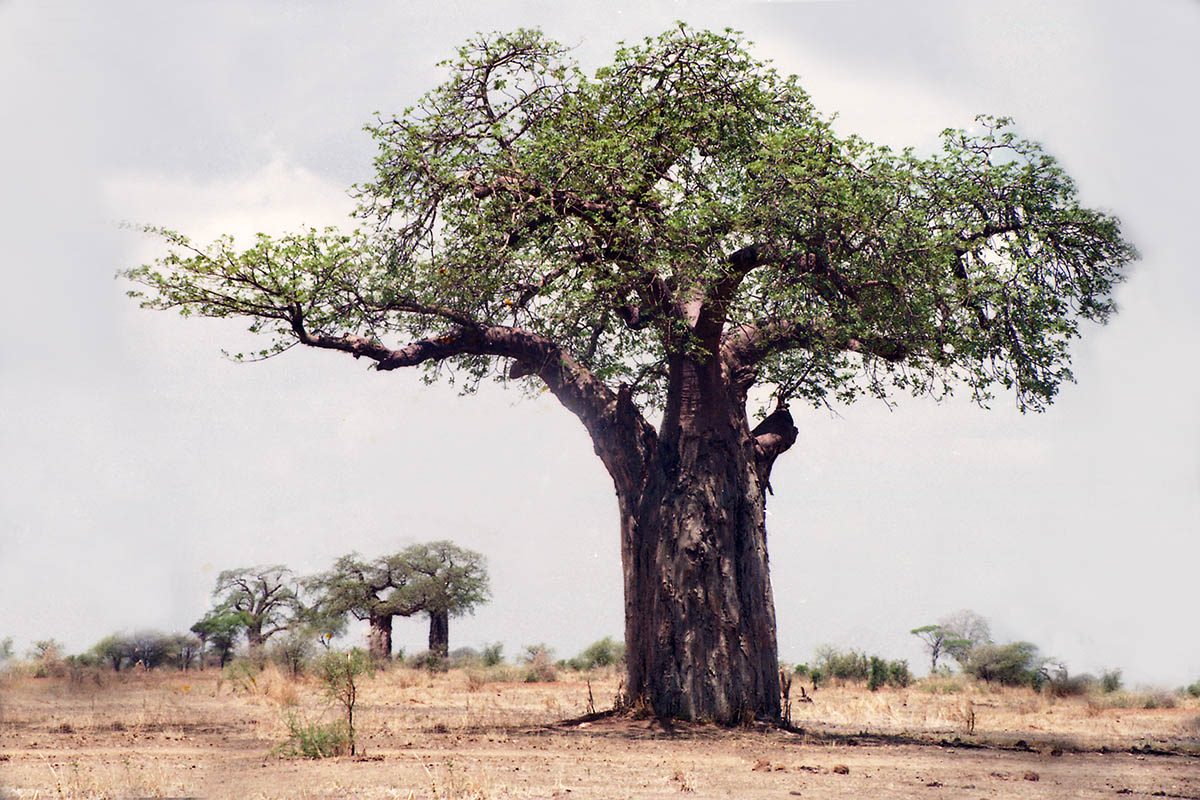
1,669,1197,799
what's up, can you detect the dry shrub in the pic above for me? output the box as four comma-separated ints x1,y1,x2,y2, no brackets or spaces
524,649,557,683
917,675,970,694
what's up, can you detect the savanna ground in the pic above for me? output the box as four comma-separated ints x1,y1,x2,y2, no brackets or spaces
1,664,1198,799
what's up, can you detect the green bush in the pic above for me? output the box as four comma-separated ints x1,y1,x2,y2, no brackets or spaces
315,649,373,756
814,646,870,683
814,647,908,687
888,659,912,688
275,713,351,758
481,642,504,666
1185,680,1200,699
868,657,911,691
565,637,625,671
963,642,1043,688
1100,669,1123,694
868,657,888,691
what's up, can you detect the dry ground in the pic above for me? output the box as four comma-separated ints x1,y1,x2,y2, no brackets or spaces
1,665,1198,799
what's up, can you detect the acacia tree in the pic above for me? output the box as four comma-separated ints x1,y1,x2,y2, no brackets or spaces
400,541,490,657
211,565,301,649
306,552,426,661
124,28,1133,723
190,608,245,668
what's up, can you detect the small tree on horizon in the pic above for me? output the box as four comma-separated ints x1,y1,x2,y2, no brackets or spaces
306,552,427,662
190,608,246,668
210,565,302,650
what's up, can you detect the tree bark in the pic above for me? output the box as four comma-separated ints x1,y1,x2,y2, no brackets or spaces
618,355,787,724
428,610,449,658
367,613,393,662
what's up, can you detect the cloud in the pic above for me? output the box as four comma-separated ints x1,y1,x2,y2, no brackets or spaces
105,157,357,252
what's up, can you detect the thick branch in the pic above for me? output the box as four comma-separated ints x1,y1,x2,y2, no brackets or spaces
292,311,656,497
721,318,908,399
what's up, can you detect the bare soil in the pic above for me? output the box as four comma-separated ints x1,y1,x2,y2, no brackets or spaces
1,666,1197,799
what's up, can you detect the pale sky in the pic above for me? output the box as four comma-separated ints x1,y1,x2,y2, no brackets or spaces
1,0,1197,686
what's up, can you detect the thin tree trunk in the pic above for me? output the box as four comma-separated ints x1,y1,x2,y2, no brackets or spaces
428,610,449,658
367,614,393,662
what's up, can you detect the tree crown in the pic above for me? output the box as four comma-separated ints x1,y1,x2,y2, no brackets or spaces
124,25,1134,422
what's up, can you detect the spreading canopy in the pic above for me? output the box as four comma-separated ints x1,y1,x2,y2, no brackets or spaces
124,27,1134,721
126,26,1133,448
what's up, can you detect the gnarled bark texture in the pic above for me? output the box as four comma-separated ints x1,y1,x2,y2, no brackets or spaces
611,356,796,723
367,614,393,662
428,610,449,658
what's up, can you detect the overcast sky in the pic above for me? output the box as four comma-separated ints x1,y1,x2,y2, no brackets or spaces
1,0,1196,686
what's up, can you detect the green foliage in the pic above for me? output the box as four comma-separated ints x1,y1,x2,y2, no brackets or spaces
565,637,625,671
315,649,373,755
1100,669,1123,694
1185,680,1200,699
191,608,246,667
962,641,1045,688
275,713,352,759
124,26,1133,420
913,611,993,672
0,636,13,661
399,541,491,620
210,565,302,648
269,626,320,677
307,542,490,659
814,646,870,682
91,634,134,672
868,657,888,691
868,656,911,690
481,641,504,666
888,660,913,688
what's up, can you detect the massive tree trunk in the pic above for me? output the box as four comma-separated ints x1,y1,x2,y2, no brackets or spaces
428,610,449,657
367,613,393,662
615,355,793,724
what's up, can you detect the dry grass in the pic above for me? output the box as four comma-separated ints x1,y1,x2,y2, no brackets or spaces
1,665,1197,799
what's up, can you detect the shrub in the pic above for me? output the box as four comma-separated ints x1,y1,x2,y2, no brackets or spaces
269,627,318,677
868,657,912,691
566,637,625,671
1045,671,1095,698
448,646,481,668
963,642,1043,688
1100,669,1123,694
222,660,263,694
410,650,448,672
888,660,913,688
275,713,351,758
814,646,870,683
522,645,557,683
315,649,373,756
481,642,504,666
868,657,888,691
1185,680,1200,699
29,639,67,678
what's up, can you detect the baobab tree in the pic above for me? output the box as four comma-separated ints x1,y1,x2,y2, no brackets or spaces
306,552,427,662
124,27,1133,723
400,541,490,658
210,565,301,650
